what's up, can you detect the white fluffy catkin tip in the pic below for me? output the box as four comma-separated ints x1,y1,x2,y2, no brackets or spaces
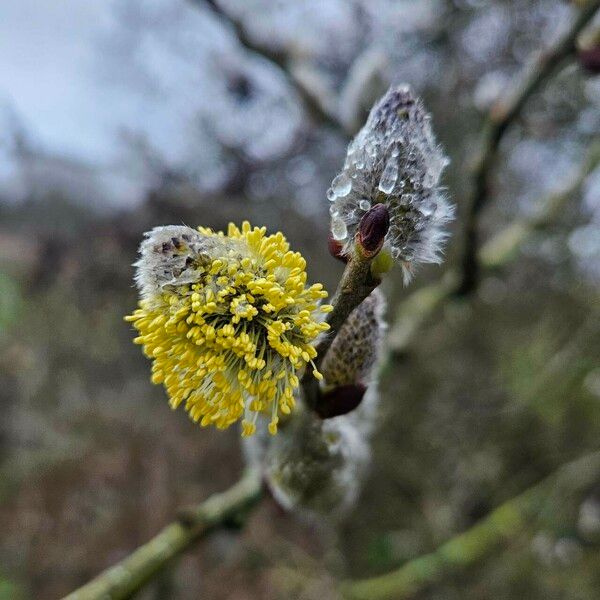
243,406,371,519
133,225,218,301
328,85,454,283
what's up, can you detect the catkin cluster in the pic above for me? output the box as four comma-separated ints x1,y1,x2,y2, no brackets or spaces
328,85,453,282
127,223,331,436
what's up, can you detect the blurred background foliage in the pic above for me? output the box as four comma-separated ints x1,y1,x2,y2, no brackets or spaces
0,0,599,598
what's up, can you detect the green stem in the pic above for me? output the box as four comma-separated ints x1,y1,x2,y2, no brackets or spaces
62,470,262,600
341,451,600,600
301,249,378,409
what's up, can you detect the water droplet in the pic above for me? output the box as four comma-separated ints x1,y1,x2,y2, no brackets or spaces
331,218,348,241
378,158,398,194
331,173,352,197
358,199,371,211
419,199,437,217
327,188,337,202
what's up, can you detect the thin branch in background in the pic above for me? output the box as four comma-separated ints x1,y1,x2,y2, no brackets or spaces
338,45,389,134
197,0,348,133
341,451,600,600
519,309,600,407
387,142,600,355
62,471,262,600
457,0,600,295
200,1,393,136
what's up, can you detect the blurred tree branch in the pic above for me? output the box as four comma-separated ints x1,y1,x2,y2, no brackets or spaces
62,470,262,600
197,0,348,133
457,0,600,295
341,450,600,600
387,142,600,355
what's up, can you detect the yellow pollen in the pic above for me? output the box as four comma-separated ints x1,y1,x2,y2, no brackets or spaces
126,222,330,436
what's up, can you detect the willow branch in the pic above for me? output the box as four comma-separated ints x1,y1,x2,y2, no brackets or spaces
341,450,600,600
457,0,600,294
302,249,379,409
198,0,346,133
388,143,600,354
62,470,262,600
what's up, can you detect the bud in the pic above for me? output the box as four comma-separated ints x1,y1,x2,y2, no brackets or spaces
315,384,366,419
328,85,454,283
357,204,390,257
321,288,386,390
243,406,371,519
328,233,348,263
577,26,600,74
578,46,600,73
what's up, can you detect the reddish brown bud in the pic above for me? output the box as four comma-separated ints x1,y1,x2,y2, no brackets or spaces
579,46,600,74
328,233,348,263
315,384,366,419
357,204,390,257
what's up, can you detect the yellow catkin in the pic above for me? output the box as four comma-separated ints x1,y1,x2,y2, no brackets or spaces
126,222,331,436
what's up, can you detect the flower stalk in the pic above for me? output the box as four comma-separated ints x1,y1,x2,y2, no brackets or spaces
301,243,380,411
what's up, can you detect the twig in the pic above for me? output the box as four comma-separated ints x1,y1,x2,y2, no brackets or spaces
341,450,600,600
197,0,346,133
388,143,600,354
519,309,600,408
338,45,389,134
457,0,600,295
301,249,379,410
62,470,262,600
